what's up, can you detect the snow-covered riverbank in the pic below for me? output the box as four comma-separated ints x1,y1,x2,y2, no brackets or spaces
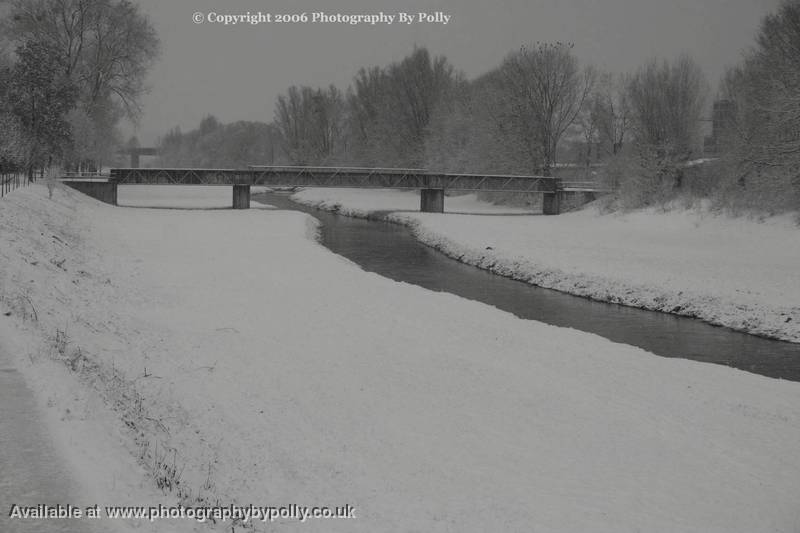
292,188,800,343
0,185,201,533
1,184,800,532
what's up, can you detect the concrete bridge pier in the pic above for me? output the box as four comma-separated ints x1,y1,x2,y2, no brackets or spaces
232,185,251,209
420,188,444,213
542,192,561,215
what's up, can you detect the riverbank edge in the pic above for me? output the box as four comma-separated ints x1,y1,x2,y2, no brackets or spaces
286,192,800,344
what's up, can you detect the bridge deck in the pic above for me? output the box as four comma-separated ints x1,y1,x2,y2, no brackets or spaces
110,166,560,193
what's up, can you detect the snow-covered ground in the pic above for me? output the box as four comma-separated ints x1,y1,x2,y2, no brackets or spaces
292,188,800,342
1,184,800,532
286,187,533,216
0,185,201,533
119,185,273,209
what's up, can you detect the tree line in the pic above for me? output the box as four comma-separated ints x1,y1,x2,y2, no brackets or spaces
160,42,710,206
712,0,800,213
164,2,800,214
2,0,797,214
0,0,159,179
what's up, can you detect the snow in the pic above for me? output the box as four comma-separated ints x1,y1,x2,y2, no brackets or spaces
118,184,273,209
1,183,800,532
290,188,532,216
0,185,201,533
292,188,800,342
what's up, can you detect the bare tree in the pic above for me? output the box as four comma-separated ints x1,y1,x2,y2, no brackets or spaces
423,77,507,173
496,42,594,175
345,47,461,167
7,0,160,169
741,1,800,166
627,55,708,162
156,118,279,168
591,72,632,157
275,85,346,165
9,0,159,118
712,0,800,210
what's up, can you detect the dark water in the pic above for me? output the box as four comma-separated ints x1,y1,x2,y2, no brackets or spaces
257,191,800,382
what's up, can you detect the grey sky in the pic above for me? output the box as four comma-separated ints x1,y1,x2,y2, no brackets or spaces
129,0,780,145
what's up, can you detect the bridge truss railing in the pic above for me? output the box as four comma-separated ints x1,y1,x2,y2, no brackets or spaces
109,166,560,194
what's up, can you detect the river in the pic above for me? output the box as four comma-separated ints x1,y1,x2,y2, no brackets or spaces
256,191,800,382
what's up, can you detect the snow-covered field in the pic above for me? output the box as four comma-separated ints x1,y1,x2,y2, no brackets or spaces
1,184,800,532
292,188,800,342
119,185,273,209
285,187,533,216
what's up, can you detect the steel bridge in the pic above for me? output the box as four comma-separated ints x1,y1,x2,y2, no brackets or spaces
57,166,608,213
107,166,577,213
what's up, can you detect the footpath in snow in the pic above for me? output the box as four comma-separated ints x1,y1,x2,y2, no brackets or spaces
0,184,799,532
292,188,800,343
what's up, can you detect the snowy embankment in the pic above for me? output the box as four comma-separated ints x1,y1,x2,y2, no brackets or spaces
0,185,200,533
292,188,800,342
1,184,800,532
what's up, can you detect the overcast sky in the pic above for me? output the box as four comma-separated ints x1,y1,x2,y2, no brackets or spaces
128,0,781,145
